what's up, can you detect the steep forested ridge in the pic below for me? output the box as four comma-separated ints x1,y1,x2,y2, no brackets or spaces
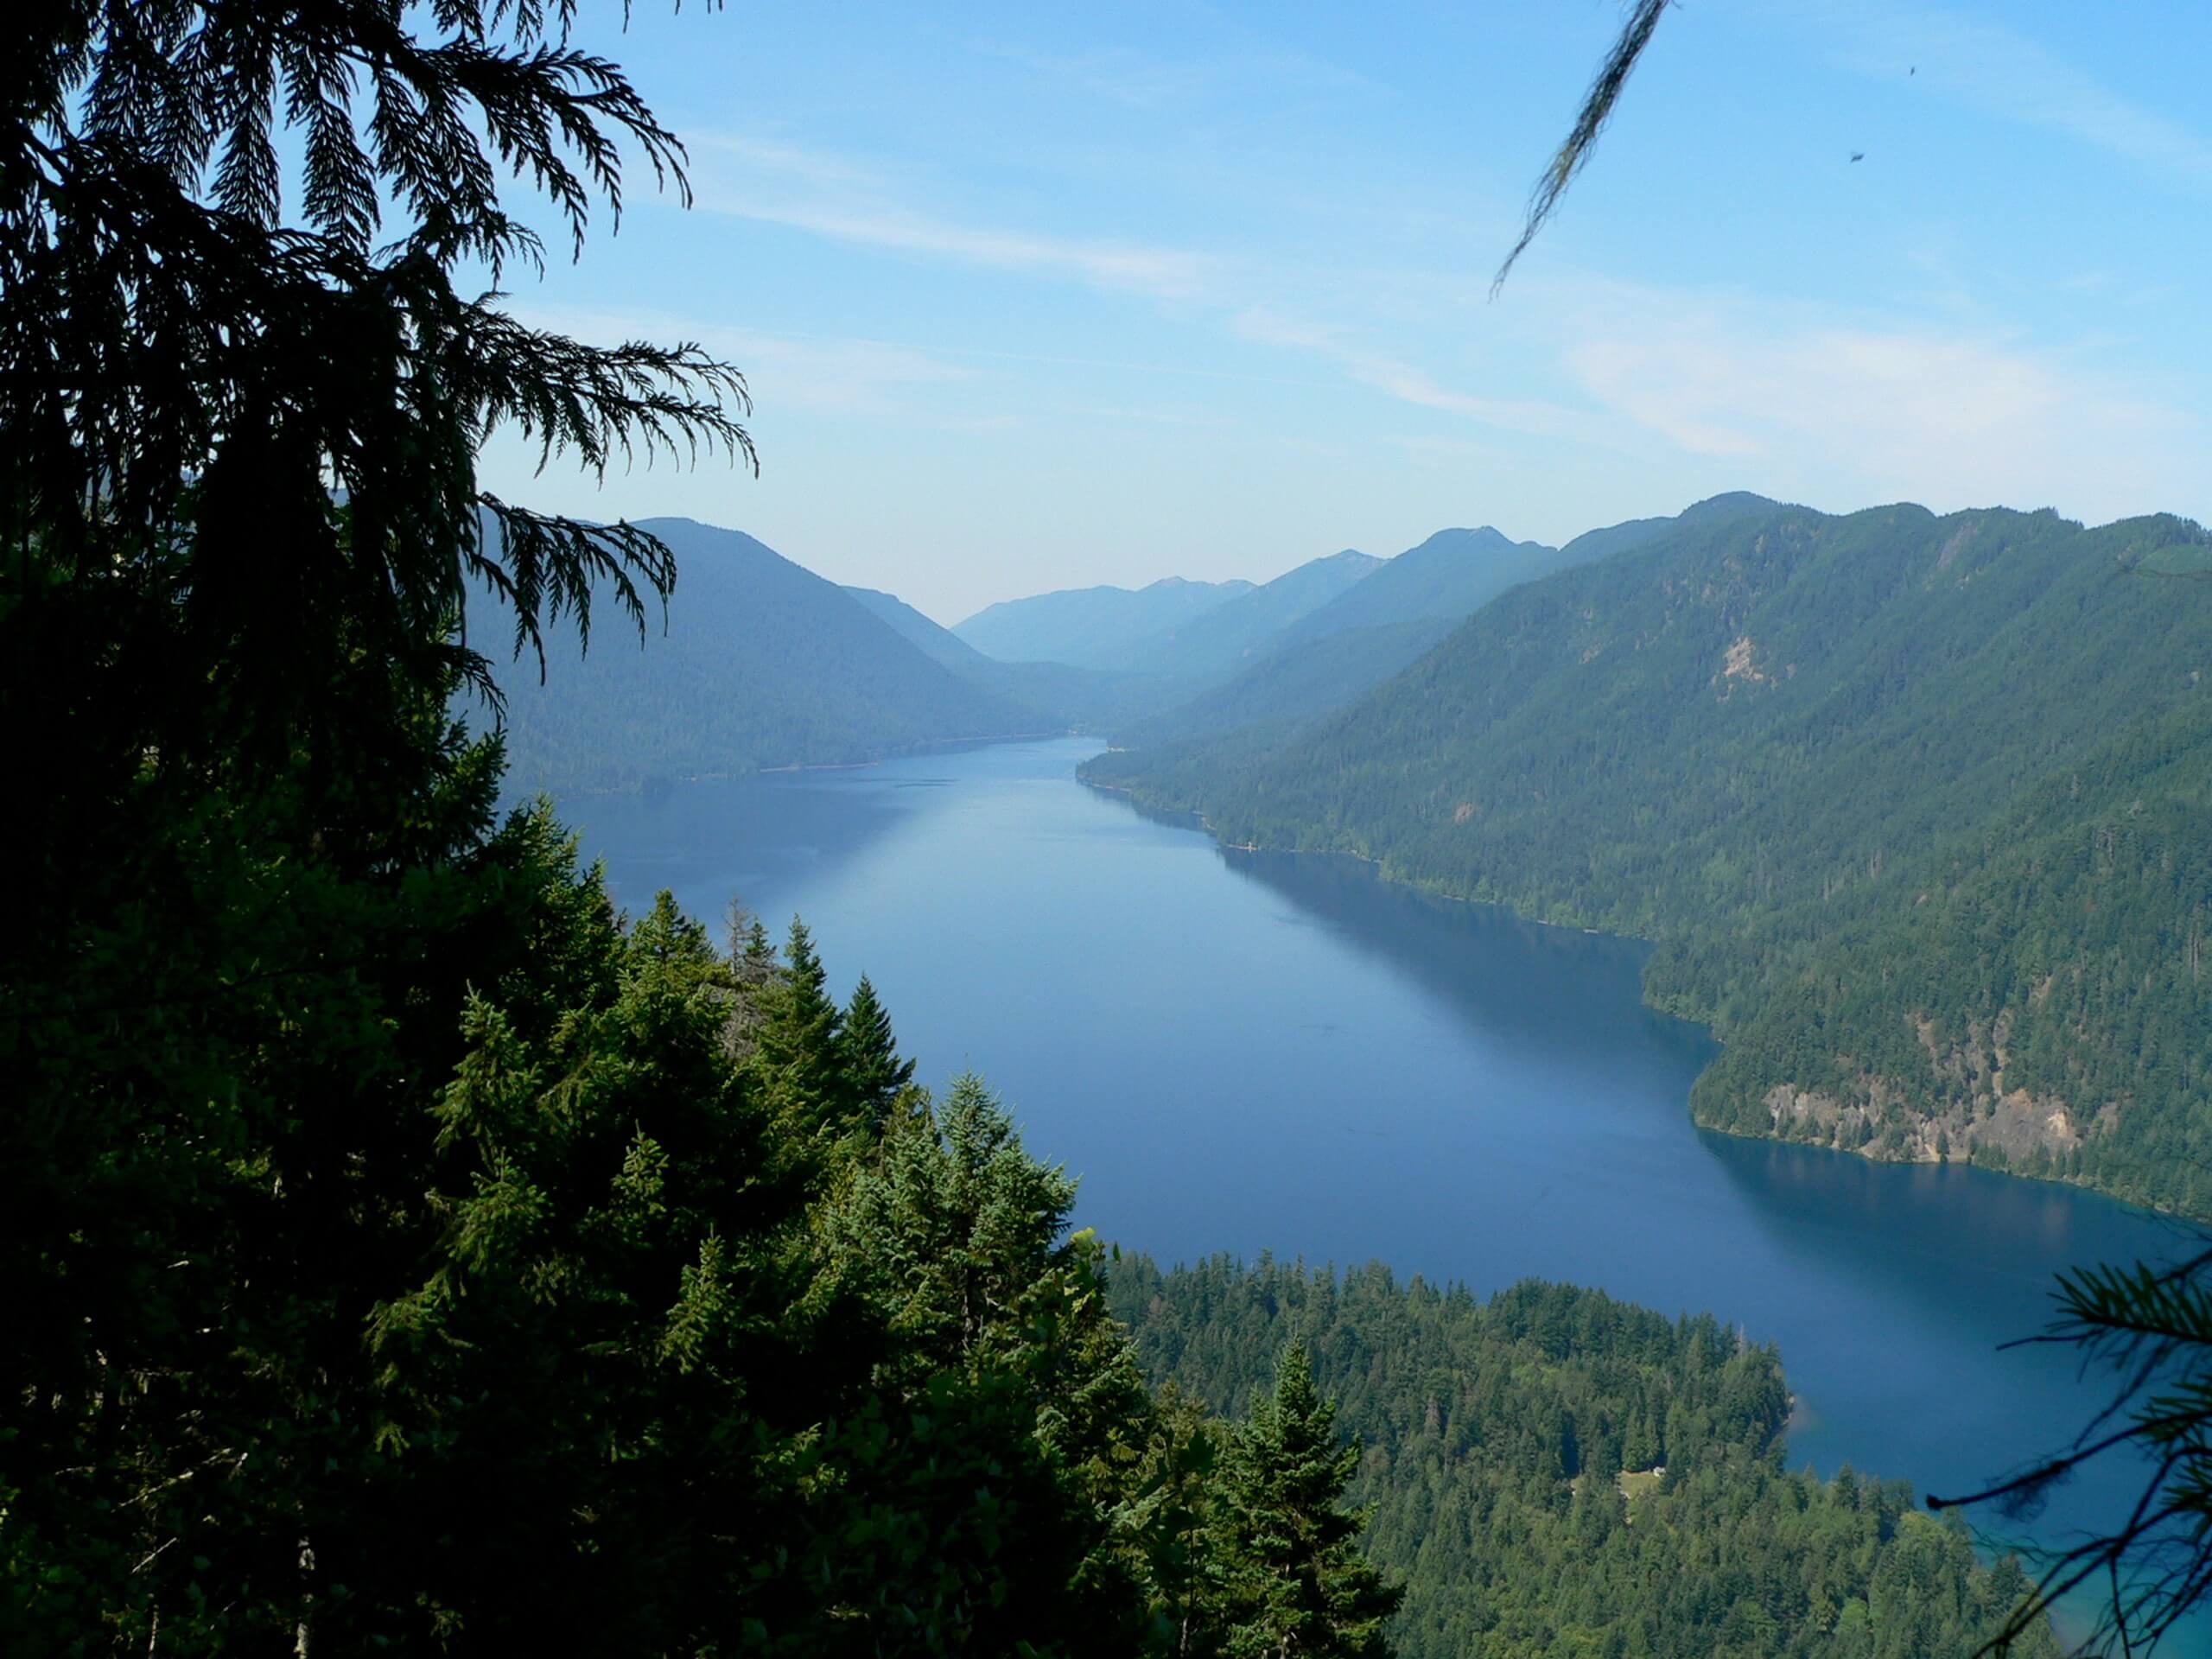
1117,617,1461,750
842,582,1001,672
1111,1256,2052,1659
1088,502,2212,1215
1117,506,1745,751
480,518,1049,791
1268,526,1562,649
1111,548,1385,684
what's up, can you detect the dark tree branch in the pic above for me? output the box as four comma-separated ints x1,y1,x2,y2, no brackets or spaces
1493,0,1670,296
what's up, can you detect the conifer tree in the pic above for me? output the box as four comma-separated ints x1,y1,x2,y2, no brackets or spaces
750,918,850,1133
741,916,779,978
823,1073,1155,1655
841,972,918,1131
1130,1386,1235,1658
1217,1342,1402,1659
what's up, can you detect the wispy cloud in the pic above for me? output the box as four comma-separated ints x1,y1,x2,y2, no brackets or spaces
967,39,1375,108
623,115,2212,537
688,134,885,191
1230,306,1599,440
688,135,1217,302
723,200,1220,302
1560,280,2202,523
499,303,982,417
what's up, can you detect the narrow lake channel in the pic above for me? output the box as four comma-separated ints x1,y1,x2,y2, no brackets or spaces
560,734,2205,1650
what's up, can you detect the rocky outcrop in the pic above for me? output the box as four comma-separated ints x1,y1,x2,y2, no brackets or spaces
1754,1008,2106,1171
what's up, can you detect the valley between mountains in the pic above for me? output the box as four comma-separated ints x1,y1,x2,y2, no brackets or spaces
488,493,2212,1220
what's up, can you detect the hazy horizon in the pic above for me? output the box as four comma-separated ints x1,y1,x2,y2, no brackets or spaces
471,3,2212,622
672,487,2191,629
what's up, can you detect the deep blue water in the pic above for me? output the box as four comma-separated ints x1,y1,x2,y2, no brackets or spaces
560,735,2205,1647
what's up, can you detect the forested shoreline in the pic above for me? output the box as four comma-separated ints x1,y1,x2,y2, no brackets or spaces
1085,501,2212,1218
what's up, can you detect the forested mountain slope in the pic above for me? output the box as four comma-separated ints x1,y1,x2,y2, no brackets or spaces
1271,526,1556,645
1087,502,2212,1215
1116,618,1462,749
480,519,1044,791
954,575,1254,667
1114,495,1775,751
1112,549,1382,683
1110,1255,2051,1659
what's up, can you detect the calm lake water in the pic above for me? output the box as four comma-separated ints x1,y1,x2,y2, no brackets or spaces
560,735,2203,1643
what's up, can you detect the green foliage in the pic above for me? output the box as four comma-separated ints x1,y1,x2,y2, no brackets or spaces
750,917,851,1138
1111,1257,2054,1659
1215,1342,1402,1658
1091,501,2212,1215
842,973,919,1131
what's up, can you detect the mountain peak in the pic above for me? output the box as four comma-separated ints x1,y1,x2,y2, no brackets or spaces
1679,491,1781,522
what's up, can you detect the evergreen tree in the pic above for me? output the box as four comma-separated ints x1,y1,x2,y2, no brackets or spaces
1129,1386,1236,1658
1217,1341,1403,1659
741,915,779,977
749,918,850,1135
825,1073,1157,1655
842,972,918,1131
3,6,747,1641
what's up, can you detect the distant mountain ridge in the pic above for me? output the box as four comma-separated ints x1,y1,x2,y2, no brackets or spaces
842,585,998,673
842,583,1156,730
953,575,1255,669
1106,549,1382,684
1116,507,1732,749
1272,525,1556,646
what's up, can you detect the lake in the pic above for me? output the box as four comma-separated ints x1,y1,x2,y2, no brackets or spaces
561,735,2203,1643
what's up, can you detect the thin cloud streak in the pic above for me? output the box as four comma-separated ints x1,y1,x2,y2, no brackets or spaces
967,38,1376,107
1560,280,2205,526
687,135,1219,302
1230,306,1603,441
725,200,1221,301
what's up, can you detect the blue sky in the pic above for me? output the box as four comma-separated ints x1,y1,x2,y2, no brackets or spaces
473,2,2212,623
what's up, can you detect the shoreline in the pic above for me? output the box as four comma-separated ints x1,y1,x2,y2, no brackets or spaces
520,727,1087,801
1075,760,2180,1222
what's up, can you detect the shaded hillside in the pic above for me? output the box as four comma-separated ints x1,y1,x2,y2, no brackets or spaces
842,584,997,672
480,518,1044,792
953,575,1254,668
1088,501,2212,1216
